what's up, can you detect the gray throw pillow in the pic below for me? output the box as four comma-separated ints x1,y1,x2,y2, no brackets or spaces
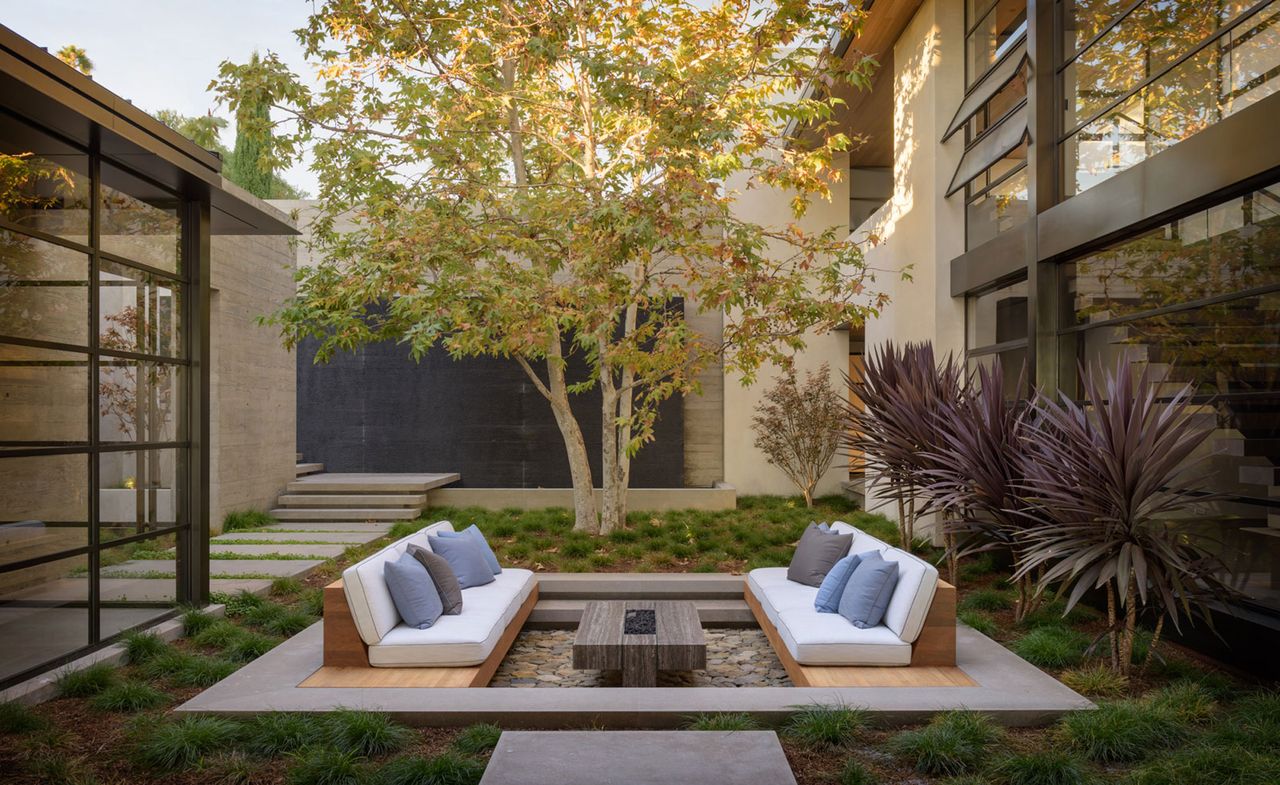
435,525,502,574
787,523,853,587
428,533,496,589
408,544,463,615
837,552,900,629
383,553,444,629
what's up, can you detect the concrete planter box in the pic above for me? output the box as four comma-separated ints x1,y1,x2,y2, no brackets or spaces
426,483,736,512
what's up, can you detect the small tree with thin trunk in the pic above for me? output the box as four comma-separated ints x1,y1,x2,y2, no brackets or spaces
212,0,887,534
751,363,843,507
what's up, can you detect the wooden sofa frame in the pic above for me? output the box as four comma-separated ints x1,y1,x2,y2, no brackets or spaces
745,577,973,687
308,578,539,688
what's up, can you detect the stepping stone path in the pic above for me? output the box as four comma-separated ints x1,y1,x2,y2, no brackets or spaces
480,731,797,785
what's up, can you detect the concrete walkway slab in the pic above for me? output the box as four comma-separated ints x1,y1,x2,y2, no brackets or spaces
212,532,373,544
480,731,795,785
257,522,397,534
103,559,325,578
208,543,348,559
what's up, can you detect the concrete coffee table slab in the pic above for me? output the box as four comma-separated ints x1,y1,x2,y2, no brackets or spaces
479,730,796,785
572,600,705,687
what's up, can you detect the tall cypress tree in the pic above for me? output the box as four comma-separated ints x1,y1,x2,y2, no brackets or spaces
226,53,274,198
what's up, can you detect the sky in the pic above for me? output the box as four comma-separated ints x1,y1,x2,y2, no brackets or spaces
2,0,323,195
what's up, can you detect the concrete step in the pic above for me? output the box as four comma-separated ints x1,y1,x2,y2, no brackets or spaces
257,522,397,533
295,463,325,477
269,507,421,522
277,493,428,508
528,598,753,627
286,472,459,494
534,572,747,601
296,452,304,462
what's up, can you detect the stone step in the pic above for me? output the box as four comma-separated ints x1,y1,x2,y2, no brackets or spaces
270,507,420,522
102,559,324,578
207,543,348,558
295,463,325,477
212,531,375,545
277,493,428,508
528,598,753,627
286,472,459,494
296,452,304,462
257,522,397,533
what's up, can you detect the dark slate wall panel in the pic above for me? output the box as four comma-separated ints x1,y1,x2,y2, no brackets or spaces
297,340,684,488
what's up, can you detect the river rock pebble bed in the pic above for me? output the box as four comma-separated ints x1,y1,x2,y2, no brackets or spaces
489,628,792,687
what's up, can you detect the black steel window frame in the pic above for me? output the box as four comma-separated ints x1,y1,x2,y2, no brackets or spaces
1055,0,1276,144
0,112,196,687
964,274,1030,362
963,157,1029,250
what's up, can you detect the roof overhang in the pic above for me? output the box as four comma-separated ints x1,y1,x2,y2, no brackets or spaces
0,23,296,236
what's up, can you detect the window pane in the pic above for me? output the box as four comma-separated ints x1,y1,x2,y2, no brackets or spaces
0,454,88,565
99,260,182,358
99,359,182,444
1062,0,1140,58
1172,501,1279,613
966,167,1028,249
0,557,88,683
99,449,182,538
99,535,178,640
967,278,1029,349
967,347,1028,398
967,0,1027,86
1064,3,1280,195
100,164,181,273
1061,181,1280,327
0,228,89,346
0,115,90,243
0,344,89,447
967,68,1027,141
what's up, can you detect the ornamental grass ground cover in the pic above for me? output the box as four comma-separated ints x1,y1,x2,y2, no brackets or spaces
1,499,1275,785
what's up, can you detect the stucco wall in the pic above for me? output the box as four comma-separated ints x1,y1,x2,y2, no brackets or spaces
208,231,297,532
855,0,967,529
721,156,853,499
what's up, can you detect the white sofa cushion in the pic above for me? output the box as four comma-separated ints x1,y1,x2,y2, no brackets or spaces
748,567,912,666
368,568,535,666
879,547,938,642
343,521,455,645
830,521,891,558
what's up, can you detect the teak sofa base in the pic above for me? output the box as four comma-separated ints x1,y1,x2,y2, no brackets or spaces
745,578,974,688
306,579,538,688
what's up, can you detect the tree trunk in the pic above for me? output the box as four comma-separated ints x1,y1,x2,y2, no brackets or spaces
802,486,815,508
598,303,638,536
1119,574,1138,676
1106,581,1119,671
516,341,599,534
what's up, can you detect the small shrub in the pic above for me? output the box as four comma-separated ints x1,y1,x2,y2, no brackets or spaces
1010,627,1089,669
222,631,279,662
271,577,304,597
262,609,317,637
242,602,288,628
782,704,869,748
89,681,169,712
181,606,220,636
241,713,327,756
223,509,276,532
131,715,241,771
989,750,1091,785
959,610,998,637
375,752,486,785
684,712,759,731
1149,682,1216,724
1124,743,1279,785
223,590,267,617
167,655,238,688
0,700,46,733
327,709,414,757
1059,665,1129,698
959,589,1014,613
287,747,367,785
1057,700,1186,763
139,649,193,680
122,631,170,664
451,723,502,755
838,758,879,785
887,711,1003,776
54,662,118,698
194,620,247,649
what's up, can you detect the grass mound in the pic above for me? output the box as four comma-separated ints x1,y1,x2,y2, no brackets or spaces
958,610,998,637
887,711,1003,776
326,708,414,757
287,747,367,785
989,749,1091,785
121,631,171,664
375,752,486,785
241,713,327,756
451,723,502,755
782,704,869,748
684,712,760,731
1056,699,1186,762
223,509,277,532
0,700,46,734
837,759,879,785
54,662,118,698
958,588,1014,613
89,681,169,713
1125,743,1280,785
1010,626,1089,668
130,715,241,771
1059,664,1129,698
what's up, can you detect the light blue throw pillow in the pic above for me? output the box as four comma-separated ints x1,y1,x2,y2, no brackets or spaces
814,550,874,613
428,533,496,588
837,552,900,629
436,525,502,575
383,553,443,629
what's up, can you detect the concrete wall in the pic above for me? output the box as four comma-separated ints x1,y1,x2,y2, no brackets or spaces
208,231,297,533
721,156,853,500
855,0,967,528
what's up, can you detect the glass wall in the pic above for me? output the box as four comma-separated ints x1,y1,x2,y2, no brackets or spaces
965,139,1029,249
967,0,1028,87
966,276,1028,398
1061,0,1280,195
0,112,190,685
1058,178,1280,612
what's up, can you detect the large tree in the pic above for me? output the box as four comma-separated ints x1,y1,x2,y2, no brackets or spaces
213,0,886,534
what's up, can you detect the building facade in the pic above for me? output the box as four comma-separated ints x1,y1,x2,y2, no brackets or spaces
0,25,296,687
837,0,1279,665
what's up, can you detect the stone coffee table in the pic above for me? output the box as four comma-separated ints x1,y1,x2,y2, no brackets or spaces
572,600,706,687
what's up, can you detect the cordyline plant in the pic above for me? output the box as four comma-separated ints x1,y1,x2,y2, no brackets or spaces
751,363,844,507
925,358,1044,612
212,0,887,534
843,341,963,549
1016,359,1237,675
